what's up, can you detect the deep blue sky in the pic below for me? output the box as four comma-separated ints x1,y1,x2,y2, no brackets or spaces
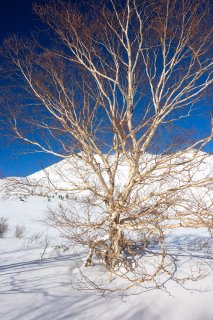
0,0,38,42
0,0,60,177
0,0,212,177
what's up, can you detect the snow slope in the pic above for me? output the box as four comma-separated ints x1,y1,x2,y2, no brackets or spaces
0,225,213,320
27,150,213,191
0,152,213,320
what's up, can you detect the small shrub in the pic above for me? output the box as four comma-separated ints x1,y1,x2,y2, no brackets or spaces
0,217,9,238
55,244,70,252
14,224,26,239
40,235,52,259
24,231,43,247
29,232,43,243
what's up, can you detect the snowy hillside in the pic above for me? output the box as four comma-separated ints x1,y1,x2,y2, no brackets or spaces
28,150,213,186
6,150,211,202
0,152,213,320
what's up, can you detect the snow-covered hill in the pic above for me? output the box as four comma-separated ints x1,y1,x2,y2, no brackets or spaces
6,150,210,203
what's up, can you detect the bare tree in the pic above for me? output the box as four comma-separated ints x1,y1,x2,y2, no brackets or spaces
0,0,212,291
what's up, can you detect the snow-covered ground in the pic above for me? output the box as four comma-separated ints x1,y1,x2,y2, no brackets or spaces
0,151,213,320
0,194,213,320
1,239,213,320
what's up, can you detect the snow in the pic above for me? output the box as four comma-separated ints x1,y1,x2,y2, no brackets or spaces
0,239,213,320
0,153,213,320
0,234,213,320
0,197,213,320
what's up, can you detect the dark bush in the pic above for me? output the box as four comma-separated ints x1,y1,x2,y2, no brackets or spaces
0,217,9,238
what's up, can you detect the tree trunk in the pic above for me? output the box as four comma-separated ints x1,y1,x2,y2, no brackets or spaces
105,220,124,270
